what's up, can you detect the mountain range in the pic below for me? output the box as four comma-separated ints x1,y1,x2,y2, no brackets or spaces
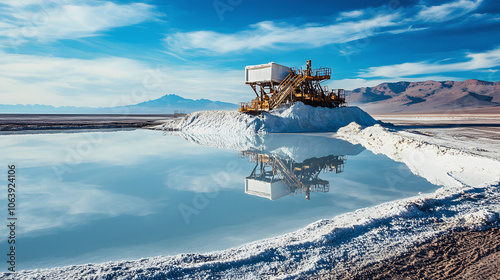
0,94,237,114
346,79,500,114
2,80,499,115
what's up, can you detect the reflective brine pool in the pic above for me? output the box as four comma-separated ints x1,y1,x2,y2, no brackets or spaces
0,129,438,271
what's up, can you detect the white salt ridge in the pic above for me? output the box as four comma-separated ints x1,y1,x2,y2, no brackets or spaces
6,121,500,280
157,102,378,134
336,123,500,188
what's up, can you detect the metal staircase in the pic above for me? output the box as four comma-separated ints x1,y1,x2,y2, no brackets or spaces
273,157,304,193
269,72,307,109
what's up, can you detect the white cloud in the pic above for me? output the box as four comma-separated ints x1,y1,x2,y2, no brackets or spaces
164,167,244,193
0,0,47,8
0,130,224,172
386,26,428,34
0,130,237,237
417,0,483,22
360,47,500,78
14,179,157,237
0,0,157,46
164,0,487,55
337,10,365,21
0,52,248,106
165,14,401,54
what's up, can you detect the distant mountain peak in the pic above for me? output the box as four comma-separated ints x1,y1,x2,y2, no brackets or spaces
163,94,185,98
128,94,237,112
0,94,237,114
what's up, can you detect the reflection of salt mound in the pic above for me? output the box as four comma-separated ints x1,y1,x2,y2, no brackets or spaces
176,131,263,151
158,102,377,134
176,132,365,162
260,134,365,162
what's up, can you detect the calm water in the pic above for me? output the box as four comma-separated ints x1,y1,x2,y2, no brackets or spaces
0,129,438,271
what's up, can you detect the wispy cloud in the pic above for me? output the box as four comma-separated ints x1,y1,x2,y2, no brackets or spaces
385,26,428,34
336,10,365,21
416,0,484,22
15,179,156,237
360,47,500,78
0,52,247,106
0,0,157,47
165,14,401,54
164,0,488,55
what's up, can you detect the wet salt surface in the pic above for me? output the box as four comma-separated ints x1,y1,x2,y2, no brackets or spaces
0,114,175,131
0,129,438,271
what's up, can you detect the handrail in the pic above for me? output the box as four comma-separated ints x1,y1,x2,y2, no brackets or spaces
274,158,303,191
271,73,306,109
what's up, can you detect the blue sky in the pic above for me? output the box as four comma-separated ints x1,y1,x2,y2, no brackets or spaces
0,0,499,107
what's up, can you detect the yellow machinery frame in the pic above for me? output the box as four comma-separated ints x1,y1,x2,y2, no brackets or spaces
239,60,346,114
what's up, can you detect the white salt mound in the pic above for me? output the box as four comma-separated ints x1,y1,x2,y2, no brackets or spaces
158,102,377,134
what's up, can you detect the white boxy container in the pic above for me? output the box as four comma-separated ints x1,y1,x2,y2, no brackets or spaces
245,62,290,84
245,178,290,200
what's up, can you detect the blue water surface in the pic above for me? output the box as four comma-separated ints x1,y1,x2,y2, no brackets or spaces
0,129,438,271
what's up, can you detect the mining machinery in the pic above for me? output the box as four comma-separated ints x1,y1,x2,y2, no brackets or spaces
239,60,346,114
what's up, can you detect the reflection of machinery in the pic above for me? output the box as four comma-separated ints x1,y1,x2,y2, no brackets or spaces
240,151,346,200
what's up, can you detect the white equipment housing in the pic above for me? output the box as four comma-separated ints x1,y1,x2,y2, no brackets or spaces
245,62,290,84
244,178,290,200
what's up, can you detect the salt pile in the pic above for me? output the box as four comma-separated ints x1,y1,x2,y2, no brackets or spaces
157,102,378,134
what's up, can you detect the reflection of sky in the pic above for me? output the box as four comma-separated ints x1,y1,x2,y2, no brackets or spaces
0,129,438,271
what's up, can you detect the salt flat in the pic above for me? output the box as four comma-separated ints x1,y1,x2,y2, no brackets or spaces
375,114,500,161
0,114,176,131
